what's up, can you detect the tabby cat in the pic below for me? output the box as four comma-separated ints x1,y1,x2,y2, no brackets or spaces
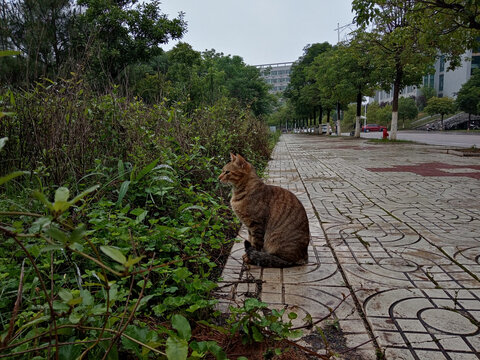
218,153,310,267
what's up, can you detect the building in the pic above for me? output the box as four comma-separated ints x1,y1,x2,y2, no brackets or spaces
374,50,480,103
255,62,293,93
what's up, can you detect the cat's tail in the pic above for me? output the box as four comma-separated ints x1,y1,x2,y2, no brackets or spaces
245,247,305,268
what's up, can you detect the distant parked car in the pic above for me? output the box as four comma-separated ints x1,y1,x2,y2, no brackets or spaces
361,124,387,132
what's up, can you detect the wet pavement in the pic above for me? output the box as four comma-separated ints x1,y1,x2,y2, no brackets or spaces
359,130,480,148
216,134,480,359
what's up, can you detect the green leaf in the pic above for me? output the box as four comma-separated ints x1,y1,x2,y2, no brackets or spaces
68,185,99,205
251,325,264,342
29,217,51,233
124,255,145,268
33,191,54,212
55,187,70,203
135,158,159,182
100,245,127,265
288,312,298,320
68,312,83,324
117,180,130,205
0,50,20,57
80,289,94,306
58,340,82,360
165,336,188,360
171,314,191,341
134,210,148,224
0,137,7,151
0,112,15,120
46,227,69,244
40,245,64,252
70,224,87,242
0,171,29,186
118,160,125,179
53,188,70,211
244,298,267,312
206,342,226,360
58,289,73,303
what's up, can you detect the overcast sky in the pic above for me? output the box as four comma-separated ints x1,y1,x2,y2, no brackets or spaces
159,0,356,65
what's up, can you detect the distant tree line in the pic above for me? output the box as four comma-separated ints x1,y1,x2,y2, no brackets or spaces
0,0,275,116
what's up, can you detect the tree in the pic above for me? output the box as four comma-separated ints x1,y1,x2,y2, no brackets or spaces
309,46,357,135
414,1,480,50
76,0,186,84
284,43,333,129
456,70,480,126
417,85,437,110
398,97,418,128
353,0,437,140
424,96,455,129
0,0,77,83
338,32,380,137
366,102,392,125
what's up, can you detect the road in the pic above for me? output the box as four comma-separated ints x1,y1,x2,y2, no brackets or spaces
356,130,480,148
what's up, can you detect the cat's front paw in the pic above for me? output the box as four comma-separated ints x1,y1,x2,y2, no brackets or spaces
242,253,251,264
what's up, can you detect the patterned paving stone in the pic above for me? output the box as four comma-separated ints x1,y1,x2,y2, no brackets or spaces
218,134,480,359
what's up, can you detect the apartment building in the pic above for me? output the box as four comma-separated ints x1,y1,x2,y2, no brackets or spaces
374,50,480,103
255,62,293,93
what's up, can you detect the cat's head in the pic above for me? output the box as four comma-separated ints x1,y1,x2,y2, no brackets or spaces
218,153,252,185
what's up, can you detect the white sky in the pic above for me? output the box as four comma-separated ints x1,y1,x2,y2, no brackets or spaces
159,0,355,65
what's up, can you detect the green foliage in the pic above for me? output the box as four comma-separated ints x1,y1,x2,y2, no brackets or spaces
456,70,480,115
352,0,438,138
0,71,282,358
366,102,392,126
284,42,333,120
417,85,437,110
425,96,456,117
398,97,419,128
227,298,302,345
425,96,456,129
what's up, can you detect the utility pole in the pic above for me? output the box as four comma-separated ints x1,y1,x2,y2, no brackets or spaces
334,22,354,44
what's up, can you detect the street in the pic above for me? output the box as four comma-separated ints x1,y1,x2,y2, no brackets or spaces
358,130,480,148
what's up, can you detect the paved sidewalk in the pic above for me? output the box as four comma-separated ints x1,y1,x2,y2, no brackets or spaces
216,134,480,359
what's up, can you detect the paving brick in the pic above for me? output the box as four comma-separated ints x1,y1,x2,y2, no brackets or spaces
217,134,480,358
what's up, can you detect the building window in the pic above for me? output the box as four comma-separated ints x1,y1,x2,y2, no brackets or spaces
429,74,434,88
472,55,480,74
439,55,445,72
439,74,444,91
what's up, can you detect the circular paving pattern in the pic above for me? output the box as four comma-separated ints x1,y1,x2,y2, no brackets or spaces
378,257,418,272
419,308,479,336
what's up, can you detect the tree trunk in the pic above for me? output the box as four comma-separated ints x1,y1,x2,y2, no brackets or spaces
391,64,402,140
336,101,341,136
441,114,444,130
355,92,362,138
326,110,331,135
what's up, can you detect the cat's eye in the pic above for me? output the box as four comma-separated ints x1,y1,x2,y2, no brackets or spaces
224,170,230,174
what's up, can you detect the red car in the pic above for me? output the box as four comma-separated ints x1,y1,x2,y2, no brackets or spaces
361,124,387,132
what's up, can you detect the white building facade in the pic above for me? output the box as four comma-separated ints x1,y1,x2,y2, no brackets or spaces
374,50,480,103
255,62,293,93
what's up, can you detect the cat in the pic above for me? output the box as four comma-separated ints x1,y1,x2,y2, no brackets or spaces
218,153,310,267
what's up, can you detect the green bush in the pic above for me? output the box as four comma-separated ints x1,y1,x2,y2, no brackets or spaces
0,74,278,358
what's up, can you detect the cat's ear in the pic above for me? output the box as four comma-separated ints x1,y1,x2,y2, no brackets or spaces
235,154,249,169
230,153,237,162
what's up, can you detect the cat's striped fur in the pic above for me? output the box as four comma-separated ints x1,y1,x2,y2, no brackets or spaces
218,153,310,267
